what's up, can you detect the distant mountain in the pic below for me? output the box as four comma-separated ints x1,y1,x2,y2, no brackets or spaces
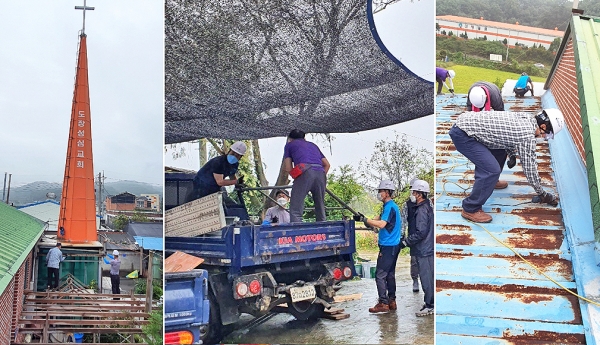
6,180,162,206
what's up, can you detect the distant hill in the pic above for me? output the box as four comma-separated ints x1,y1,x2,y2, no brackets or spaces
6,180,162,206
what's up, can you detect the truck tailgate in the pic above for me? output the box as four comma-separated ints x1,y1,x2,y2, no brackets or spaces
164,270,210,329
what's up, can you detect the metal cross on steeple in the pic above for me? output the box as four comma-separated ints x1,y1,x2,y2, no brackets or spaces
75,0,95,35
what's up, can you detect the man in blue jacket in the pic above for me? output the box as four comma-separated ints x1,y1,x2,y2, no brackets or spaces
403,180,434,316
514,72,534,97
361,180,401,313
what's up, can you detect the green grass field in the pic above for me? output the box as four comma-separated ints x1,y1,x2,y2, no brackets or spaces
439,65,547,94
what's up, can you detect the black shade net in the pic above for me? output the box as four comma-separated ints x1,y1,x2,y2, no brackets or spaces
165,0,433,144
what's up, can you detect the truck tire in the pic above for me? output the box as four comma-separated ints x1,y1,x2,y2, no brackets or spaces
201,288,223,344
288,300,325,321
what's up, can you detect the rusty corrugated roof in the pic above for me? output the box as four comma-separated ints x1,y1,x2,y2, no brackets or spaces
435,94,586,344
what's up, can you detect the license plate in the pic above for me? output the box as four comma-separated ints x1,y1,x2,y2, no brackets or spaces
290,285,316,302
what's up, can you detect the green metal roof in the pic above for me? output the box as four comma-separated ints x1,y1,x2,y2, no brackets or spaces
0,202,45,293
571,15,600,242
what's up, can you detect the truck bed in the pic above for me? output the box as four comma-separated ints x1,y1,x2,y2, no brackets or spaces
166,220,355,270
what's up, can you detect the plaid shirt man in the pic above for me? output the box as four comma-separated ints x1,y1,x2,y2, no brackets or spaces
455,111,543,195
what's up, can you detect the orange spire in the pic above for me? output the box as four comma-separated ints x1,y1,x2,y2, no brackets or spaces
58,34,97,243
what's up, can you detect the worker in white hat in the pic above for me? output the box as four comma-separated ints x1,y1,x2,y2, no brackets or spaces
466,81,504,112
188,141,248,201
109,250,121,296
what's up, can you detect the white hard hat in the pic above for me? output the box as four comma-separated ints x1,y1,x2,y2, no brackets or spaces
409,178,418,188
113,250,119,256
410,180,430,193
448,70,456,79
469,86,487,109
544,108,565,136
377,180,395,191
230,141,247,155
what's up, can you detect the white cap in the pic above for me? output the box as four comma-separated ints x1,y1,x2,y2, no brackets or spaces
469,86,487,109
544,108,565,136
230,141,247,155
410,180,430,193
113,250,119,256
377,180,395,191
448,70,456,79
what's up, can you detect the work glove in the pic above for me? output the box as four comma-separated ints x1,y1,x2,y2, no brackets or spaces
400,238,408,249
234,175,246,189
448,88,454,93
532,191,559,206
272,216,279,223
507,155,517,169
353,213,366,223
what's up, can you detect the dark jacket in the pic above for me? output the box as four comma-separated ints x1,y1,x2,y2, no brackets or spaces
406,199,434,257
466,81,505,111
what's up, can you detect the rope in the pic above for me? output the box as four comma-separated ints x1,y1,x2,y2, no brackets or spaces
467,219,600,307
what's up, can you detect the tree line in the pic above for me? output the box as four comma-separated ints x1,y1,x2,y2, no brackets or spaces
437,0,600,31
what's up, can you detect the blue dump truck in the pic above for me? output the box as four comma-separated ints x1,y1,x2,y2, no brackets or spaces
165,270,210,344
165,171,356,344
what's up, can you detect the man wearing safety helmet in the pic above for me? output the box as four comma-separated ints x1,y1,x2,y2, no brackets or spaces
449,109,565,223
359,180,401,313
514,72,534,97
188,141,247,201
109,250,121,296
466,81,504,112
402,180,434,317
436,67,456,95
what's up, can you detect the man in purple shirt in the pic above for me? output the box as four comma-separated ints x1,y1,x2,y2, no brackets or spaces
436,67,455,95
283,129,331,222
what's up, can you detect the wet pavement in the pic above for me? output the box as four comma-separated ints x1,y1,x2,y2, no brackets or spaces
222,254,434,344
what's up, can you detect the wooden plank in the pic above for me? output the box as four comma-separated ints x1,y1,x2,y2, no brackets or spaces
21,319,149,326
321,312,350,320
165,251,205,272
333,293,363,303
165,192,226,236
18,328,144,334
20,311,151,318
324,307,345,314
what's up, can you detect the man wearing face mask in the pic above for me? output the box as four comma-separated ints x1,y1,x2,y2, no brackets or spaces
188,141,247,201
401,178,420,293
359,180,401,313
449,109,565,223
264,190,290,225
402,180,434,317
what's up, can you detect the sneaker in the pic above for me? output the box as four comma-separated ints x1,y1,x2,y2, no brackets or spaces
495,180,508,189
369,302,390,313
412,280,419,293
416,305,434,317
389,298,397,311
461,209,492,223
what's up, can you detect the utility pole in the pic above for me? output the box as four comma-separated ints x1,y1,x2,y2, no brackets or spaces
145,250,154,313
2,172,6,203
6,174,12,205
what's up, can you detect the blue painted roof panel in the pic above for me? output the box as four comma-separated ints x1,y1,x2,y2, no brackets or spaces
435,94,585,344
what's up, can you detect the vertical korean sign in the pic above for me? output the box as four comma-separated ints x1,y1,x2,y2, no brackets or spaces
58,34,97,243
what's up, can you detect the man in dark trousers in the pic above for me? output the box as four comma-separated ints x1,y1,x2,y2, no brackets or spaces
401,178,419,293
46,242,65,290
360,180,401,313
403,180,434,317
110,250,121,296
514,72,534,97
466,81,504,112
449,109,565,223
